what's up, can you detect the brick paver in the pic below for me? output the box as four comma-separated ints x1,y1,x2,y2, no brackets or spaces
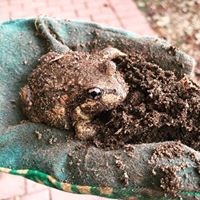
0,0,154,35
0,0,154,199
50,187,108,200
20,189,50,200
26,179,49,193
0,174,25,199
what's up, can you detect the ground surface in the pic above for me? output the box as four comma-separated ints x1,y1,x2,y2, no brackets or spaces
0,0,154,35
0,0,154,199
134,0,200,71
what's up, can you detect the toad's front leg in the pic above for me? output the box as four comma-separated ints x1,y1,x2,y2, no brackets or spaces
72,101,99,140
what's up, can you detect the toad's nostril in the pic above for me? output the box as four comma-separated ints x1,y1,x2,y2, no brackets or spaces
116,87,128,100
105,88,127,101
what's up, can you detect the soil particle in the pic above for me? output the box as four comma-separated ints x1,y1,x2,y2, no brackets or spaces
123,144,135,158
115,155,126,170
69,161,73,166
121,171,129,186
49,135,57,145
23,60,28,65
167,46,177,56
114,155,129,186
35,130,42,140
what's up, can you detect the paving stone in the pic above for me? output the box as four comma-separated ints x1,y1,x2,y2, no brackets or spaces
20,189,49,200
50,187,108,200
0,0,155,35
26,179,48,194
0,173,25,199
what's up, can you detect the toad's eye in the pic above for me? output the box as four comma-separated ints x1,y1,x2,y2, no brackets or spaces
88,87,103,100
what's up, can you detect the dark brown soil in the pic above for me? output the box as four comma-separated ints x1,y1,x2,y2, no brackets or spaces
148,142,185,196
148,142,200,197
92,52,200,151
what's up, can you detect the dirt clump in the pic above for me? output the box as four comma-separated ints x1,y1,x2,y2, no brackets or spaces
35,130,43,140
147,142,200,197
148,142,185,164
159,165,183,197
92,52,200,151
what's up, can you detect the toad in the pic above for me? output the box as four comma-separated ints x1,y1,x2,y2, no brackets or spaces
20,48,129,139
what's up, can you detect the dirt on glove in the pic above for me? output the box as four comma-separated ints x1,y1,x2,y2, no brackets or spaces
92,51,200,151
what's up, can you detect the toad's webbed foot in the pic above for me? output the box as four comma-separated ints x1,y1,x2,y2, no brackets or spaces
73,105,97,140
74,121,97,140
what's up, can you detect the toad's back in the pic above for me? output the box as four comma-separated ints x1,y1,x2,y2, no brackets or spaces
20,49,129,138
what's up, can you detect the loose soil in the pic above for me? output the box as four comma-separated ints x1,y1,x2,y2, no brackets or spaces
92,52,200,151
134,0,200,76
148,142,200,197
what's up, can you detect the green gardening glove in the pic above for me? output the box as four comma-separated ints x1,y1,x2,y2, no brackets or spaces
0,16,199,200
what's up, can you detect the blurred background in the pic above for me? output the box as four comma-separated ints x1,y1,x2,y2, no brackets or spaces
135,0,200,74
0,0,199,199
0,0,154,34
